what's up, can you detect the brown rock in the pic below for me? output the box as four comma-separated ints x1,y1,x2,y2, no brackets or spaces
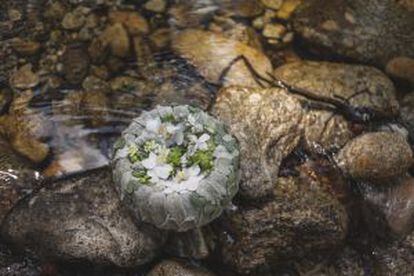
144,0,167,13
336,132,413,181
10,38,40,56
173,29,273,88
386,56,414,85
9,64,39,89
108,11,149,35
148,260,215,276
62,45,90,85
102,23,131,58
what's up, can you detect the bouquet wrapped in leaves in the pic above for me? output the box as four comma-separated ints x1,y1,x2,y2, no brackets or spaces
112,105,240,232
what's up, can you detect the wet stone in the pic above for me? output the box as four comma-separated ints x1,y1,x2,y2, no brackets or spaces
274,61,400,122
213,86,303,199
386,57,414,85
145,0,167,13
108,11,149,35
336,132,413,182
172,29,273,89
61,8,86,30
148,259,215,276
216,175,347,274
357,176,414,240
62,45,90,85
1,168,165,268
9,64,39,90
401,93,414,139
10,38,41,56
292,0,414,67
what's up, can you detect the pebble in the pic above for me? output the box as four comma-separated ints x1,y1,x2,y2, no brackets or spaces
262,23,286,39
62,45,90,85
261,0,283,10
101,23,130,58
108,11,149,35
386,56,414,85
10,38,41,56
276,0,302,19
335,132,413,182
9,64,39,89
144,0,167,13
61,10,85,30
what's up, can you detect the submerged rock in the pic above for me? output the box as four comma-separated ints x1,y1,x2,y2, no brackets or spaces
216,175,347,274
212,86,303,199
336,132,413,182
147,259,215,276
292,0,414,67
165,227,214,259
172,29,273,88
1,168,164,267
274,61,400,122
357,176,414,240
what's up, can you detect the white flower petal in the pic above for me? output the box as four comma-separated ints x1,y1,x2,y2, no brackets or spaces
198,133,210,143
146,117,161,133
187,165,201,177
155,164,173,180
142,152,157,169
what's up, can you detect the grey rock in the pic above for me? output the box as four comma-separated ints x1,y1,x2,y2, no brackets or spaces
356,175,414,240
1,168,164,267
212,86,303,199
216,175,347,274
147,259,215,276
401,93,414,139
292,0,414,67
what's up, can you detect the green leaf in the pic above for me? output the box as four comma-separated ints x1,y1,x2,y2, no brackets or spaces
161,113,176,123
132,169,151,184
167,146,185,169
128,145,142,163
188,149,214,172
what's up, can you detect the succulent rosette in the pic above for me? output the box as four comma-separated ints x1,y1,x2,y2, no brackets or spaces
112,105,240,232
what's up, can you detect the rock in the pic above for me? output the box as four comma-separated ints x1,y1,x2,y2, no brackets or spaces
1,168,165,267
0,85,12,115
62,44,90,85
223,0,263,17
9,64,39,89
82,75,111,94
276,0,302,19
0,138,42,226
168,4,206,29
108,11,149,35
262,23,286,39
274,61,400,122
165,227,214,259
212,86,303,199
144,0,167,13
101,23,130,58
172,29,273,88
147,259,215,276
216,175,347,274
401,93,414,139
0,90,51,163
386,57,414,85
10,38,40,56
294,247,365,275
357,176,414,240
336,132,413,182
292,0,414,67
61,9,85,30
0,243,40,276
261,0,283,10
149,28,171,49
369,234,414,275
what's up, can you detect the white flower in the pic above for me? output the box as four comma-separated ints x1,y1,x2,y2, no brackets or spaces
146,117,161,133
141,152,173,181
163,165,204,194
166,123,185,145
188,133,211,154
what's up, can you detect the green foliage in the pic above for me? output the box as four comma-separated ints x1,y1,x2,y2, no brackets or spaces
161,113,176,123
167,146,185,169
128,145,142,163
143,140,158,154
189,149,214,172
132,169,151,184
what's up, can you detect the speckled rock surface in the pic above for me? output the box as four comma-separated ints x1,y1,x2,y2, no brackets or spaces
292,0,414,67
1,168,164,268
357,176,414,240
216,175,347,274
336,132,413,182
401,93,414,139
172,29,273,88
274,61,400,120
212,86,303,199
147,259,215,276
